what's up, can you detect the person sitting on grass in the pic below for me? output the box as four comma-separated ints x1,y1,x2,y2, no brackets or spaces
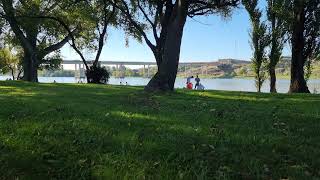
187,82,193,89
196,83,205,90
194,75,200,89
186,75,194,84
186,76,194,89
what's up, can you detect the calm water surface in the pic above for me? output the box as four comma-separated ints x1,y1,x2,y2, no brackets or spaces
1,76,320,94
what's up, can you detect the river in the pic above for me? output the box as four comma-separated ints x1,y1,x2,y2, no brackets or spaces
1,76,320,94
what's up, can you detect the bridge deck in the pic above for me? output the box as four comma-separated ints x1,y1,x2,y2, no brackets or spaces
62,60,226,66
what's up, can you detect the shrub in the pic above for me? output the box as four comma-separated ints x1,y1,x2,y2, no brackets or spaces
86,65,110,84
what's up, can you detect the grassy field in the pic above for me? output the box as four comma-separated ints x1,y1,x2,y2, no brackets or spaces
0,81,320,179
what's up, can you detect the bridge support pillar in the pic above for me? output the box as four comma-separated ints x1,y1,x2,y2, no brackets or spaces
116,64,119,78
147,65,150,78
74,63,79,79
79,64,85,78
143,65,146,77
206,65,208,77
120,64,124,78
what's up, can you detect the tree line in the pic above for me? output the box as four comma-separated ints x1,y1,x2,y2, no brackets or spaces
244,0,320,93
0,0,319,93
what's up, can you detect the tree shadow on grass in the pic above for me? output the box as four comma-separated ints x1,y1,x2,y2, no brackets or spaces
1,81,320,179
1,108,319,179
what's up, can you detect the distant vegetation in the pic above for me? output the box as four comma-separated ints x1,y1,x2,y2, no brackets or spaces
38,70,75,77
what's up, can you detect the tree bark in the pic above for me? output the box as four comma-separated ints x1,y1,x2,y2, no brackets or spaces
17,68,23,80
289,0,310,93
145,0,187,91
22,51,39,82
269,68,277,93
3,1,39,82
257,75,262,93
10,67,15,80
3,2,72,82
268,4,278,94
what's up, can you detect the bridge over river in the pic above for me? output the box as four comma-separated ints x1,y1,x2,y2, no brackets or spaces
61,59,249,78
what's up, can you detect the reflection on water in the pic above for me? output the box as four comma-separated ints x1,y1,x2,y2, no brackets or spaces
1,76,320,94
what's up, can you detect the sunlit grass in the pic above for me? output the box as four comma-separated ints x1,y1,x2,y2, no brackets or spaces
0,81,320,179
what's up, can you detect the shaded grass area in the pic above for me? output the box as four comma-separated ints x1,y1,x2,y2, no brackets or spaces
0,81,320,179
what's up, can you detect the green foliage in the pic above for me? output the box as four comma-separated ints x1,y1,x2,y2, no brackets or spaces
243,0,269,92
0,48,21,79
303,1,320,80
38,69,75,77
238,67,248,76
304,59,313,82
0,48,16,74
39,52,63,71
61,0,118,52
0,81,320,179
0,0,84,81
301,0,320,61
251,57,268,90
281,0,320,78
266,0,287,67
86,65,110,84
7,0,71,52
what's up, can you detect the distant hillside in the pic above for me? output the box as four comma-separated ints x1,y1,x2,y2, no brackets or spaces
176,58,320,79
177,59,251,78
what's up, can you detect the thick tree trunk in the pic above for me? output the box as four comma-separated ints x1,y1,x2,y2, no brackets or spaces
145,23,186,91
269,67,277,93
145,0,187,91
289,0,310,93
22,51,38,82
269,10,278,94
257,76,262,93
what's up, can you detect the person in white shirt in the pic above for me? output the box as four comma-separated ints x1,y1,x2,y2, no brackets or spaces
196,83,205,90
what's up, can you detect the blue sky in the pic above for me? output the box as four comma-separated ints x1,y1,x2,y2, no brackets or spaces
60,4,291,63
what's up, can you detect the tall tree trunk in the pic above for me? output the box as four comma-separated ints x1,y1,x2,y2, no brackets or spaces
269,67,277,93
145,0,187,91
268,5,278,94
289,0,310,93
257,74,262,93
9,67,15,80
22,51,38,82
255,68,263,93
17,69,23,80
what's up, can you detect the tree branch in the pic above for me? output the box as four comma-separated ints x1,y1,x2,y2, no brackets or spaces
34,15,89,70
137,0,159,42
94,2,115,66
107,0,156,53
187,0,239,17
40,33,72,57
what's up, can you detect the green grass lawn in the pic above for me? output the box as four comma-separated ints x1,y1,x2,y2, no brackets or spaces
0,81,320,179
